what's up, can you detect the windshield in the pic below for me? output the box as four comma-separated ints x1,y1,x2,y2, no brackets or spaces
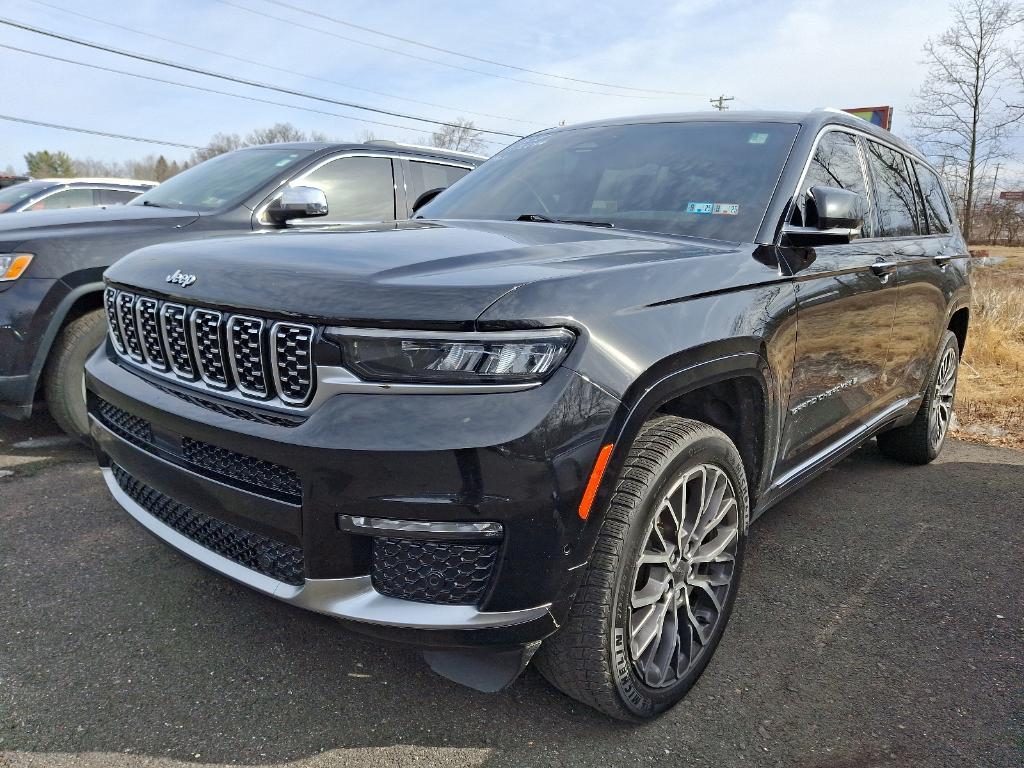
0,181,52,212
131,148,313,212
421,121,800,241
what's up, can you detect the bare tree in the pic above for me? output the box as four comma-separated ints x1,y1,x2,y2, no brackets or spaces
190,132,245,164
424,118,484,153
357,129,379,144
245,122,308,145
909,0,1023,241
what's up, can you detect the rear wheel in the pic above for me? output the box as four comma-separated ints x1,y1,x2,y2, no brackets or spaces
43,309,106,441
877,330,960,465
535,416,749,720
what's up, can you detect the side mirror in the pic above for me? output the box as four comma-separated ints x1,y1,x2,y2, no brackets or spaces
267,186,328,225
411,187,445,214
782,186,866,245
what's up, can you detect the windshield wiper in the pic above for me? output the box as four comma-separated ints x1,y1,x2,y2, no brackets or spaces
515,213,614,228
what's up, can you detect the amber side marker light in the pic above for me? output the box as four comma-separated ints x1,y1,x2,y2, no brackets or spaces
0,253,33,281
578,443,614,520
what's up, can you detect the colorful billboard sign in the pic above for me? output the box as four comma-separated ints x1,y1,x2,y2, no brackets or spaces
843,106,893,130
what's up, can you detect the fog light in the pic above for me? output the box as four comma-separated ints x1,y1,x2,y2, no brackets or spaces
337,514,503,541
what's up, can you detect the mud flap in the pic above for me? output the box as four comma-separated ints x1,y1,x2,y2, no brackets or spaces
422,641,542,693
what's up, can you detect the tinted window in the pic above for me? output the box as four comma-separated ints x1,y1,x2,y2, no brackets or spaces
132,148,311,212
914,162,953,234
96,189,141,205
406,161,471,207
301,156,395,222
0,181,53,212
421,121,800,242
797,130,871,235
29,188,95,210
864,142,922,237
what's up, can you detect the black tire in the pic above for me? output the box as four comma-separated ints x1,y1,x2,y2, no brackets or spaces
43,308,106,441
535,415,749,720
877,330,960,465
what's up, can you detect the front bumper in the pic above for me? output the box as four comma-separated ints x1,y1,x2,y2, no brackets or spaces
86,345,618,648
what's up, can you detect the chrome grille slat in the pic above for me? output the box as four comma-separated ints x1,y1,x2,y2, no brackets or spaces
104,287,126,354
226,316,269,399
116,291,144,362
160,303,196,380
190,309,229,389
103,288,316,412
271,323,315,406
134,297,168,371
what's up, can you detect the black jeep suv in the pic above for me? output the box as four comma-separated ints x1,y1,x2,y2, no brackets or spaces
0,141,480,437
85,112,970,720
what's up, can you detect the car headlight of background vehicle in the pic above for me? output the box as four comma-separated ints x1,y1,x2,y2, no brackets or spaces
0,253,33,281
325,327,576,384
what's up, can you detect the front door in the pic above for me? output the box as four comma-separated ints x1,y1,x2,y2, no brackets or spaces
776,129,898,475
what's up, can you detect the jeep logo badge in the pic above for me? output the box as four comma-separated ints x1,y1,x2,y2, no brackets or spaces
166,269,197,288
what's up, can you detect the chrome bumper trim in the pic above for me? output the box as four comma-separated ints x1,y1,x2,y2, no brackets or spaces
101,467,550,630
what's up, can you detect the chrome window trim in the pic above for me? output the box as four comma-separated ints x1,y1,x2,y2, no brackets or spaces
268,321,316,405
253,151,474,225
189,308,230,390
225,315,270,399
159,303,197,381
133,296,168,371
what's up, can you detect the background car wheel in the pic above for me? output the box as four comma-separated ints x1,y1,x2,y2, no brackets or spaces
535,415,749,720
43,309,106,442
877,330,960,465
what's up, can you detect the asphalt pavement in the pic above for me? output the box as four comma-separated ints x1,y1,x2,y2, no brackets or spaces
1,414,1021,767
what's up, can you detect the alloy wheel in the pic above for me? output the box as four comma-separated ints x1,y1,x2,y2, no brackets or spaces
930,347,958,451
627,464,740,688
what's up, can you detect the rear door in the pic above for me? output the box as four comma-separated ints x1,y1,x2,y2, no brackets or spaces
400,159,473,217
777,128,899,474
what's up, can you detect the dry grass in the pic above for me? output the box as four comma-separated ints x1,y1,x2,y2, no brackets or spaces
951,245,1024,449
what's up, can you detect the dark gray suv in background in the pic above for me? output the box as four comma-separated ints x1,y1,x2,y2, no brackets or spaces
0,141,481,438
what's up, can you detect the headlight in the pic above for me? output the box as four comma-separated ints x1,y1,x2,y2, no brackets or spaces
325,327,575,385
0,253,33,281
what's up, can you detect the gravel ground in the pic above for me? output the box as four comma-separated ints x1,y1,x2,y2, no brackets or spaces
1,415,1021,768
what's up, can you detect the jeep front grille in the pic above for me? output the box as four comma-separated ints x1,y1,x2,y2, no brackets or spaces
104,286,316,408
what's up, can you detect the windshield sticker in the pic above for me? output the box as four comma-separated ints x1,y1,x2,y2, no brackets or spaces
713,203,739,215
685,202,714,214
748,132,769,144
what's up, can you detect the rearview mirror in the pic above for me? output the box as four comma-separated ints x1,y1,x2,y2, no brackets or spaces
411,187,445,213
267,186,328,225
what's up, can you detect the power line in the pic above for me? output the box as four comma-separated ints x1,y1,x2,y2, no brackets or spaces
25,0,541,127
0,43,512,148
0,17,524,139
214,0,674,101
0,113,201,149
252,0,708,98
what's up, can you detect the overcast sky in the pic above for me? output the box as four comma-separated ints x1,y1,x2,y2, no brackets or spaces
0,0,1004,173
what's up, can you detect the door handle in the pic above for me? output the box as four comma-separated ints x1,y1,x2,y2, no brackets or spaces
934,254,955,267
870,260,898,277
895,245,926,257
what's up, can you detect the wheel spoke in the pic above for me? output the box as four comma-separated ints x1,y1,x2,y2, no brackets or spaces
630,596,669,659
632,567,671,608
691,527,738,564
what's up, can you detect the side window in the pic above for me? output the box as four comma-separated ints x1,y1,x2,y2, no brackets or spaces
863,142,922,237
914,162,953,234
300,156,396,223
797,131,871,236
406,161,470,207
96,189,141,205
29,188,96,210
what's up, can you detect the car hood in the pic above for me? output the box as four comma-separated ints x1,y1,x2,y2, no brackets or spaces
0,204,199,245
105,219,752,325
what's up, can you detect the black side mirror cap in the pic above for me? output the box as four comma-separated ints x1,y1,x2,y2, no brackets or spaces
808,186,866,230
411,187,446,214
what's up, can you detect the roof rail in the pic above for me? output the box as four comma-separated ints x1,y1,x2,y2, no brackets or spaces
35,177,158,185
364,139,487,160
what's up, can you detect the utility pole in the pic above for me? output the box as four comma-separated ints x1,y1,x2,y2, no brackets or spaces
710,95,734,111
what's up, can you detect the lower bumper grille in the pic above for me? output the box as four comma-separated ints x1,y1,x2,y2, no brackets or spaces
111,464,305,585
371,538,498,606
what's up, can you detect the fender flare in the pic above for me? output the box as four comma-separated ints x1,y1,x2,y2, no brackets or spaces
27,280,105,391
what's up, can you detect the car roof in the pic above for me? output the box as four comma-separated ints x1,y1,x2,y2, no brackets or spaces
555,109,926,162
241,141,485,164
36,178,157,186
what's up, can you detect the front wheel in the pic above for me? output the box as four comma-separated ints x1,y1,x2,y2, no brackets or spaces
877,330,960,465
535,416,749,720
43,309,106,442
